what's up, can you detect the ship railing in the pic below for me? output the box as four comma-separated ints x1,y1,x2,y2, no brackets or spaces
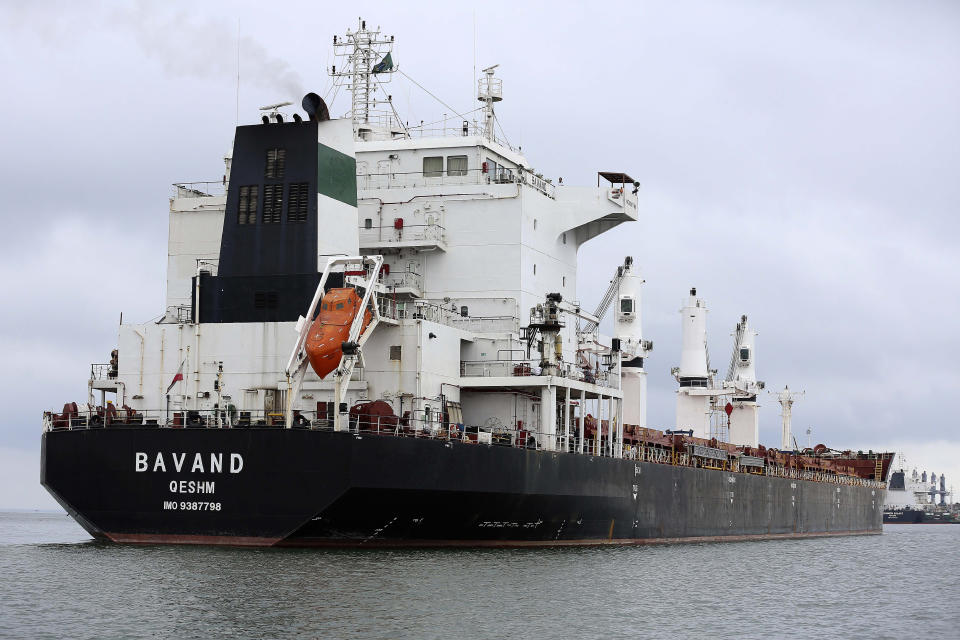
378,299,518,334
447,315,519,334
89,363,115,380
360,222,446,249
171,181,226,198
357,167,555,198
381,270,424,292
43,405,618,457
396,119,520,154
376,296,400,321
339,414,669,463
460,359,541,378
460,358,606,382
401,120,517,151
404,300,457,323
40,407,889,489
360,222,446,247
337,415,624,456
359,167,489,190
163,304,193,324
44,408,294,431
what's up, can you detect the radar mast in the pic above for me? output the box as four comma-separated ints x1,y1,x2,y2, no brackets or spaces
773,386,805,450
330,18,399,135
478,64,502,142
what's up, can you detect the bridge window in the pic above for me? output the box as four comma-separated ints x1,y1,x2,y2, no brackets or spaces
238,185,258,224
265,148,286,179
287,182,309,223
263,184,283,223
447,155,467,176
423,156,443,177
739,347,751,362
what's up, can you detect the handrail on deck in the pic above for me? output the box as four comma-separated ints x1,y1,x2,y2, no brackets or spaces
41,406,886,489
171,181,226,198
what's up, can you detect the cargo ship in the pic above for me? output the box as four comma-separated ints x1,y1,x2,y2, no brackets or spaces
884,467,958,524
41,21,893,546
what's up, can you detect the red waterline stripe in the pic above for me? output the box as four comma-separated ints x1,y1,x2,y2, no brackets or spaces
276,529,882,548
106,532,280,547
105,529,881,548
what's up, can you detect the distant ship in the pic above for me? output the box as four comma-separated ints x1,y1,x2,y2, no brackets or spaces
884,467,958,524
41,20,893,546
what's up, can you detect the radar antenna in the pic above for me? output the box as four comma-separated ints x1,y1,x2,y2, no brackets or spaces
259,101,293,111
259,101,293,123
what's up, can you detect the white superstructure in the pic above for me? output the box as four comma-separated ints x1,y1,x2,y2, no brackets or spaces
83,20,815,458
885,465,952,508
94,20,641,453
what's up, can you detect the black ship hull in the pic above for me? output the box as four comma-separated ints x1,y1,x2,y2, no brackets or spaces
883,508,960,524
42,427,885,546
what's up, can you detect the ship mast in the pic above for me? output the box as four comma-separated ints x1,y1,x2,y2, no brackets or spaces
330,18,398,135
773,386,804,450
478,64,502,142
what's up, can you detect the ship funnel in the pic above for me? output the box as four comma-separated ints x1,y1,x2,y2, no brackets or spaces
302,92,330,122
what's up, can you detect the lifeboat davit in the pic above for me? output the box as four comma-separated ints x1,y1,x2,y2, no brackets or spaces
304,288,372,379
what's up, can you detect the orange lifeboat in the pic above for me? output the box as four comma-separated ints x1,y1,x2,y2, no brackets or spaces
304,288,372,379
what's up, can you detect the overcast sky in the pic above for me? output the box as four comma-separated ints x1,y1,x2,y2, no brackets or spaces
1,0,957,510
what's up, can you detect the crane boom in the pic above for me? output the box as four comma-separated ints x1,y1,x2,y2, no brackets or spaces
581,257,633,334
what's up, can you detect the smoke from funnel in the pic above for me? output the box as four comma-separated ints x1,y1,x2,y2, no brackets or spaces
112,5,304,99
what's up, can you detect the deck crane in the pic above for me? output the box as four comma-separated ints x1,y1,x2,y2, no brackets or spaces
576,255,652,363
721,315,764,447
577,256,653,427
574,256,652,428
578,256,651,357
579,256,634,335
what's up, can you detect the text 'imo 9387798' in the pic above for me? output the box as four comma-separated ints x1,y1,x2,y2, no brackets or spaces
41,19,893,547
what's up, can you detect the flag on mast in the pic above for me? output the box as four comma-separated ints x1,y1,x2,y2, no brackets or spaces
372,52,393,74
166,358,186,394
